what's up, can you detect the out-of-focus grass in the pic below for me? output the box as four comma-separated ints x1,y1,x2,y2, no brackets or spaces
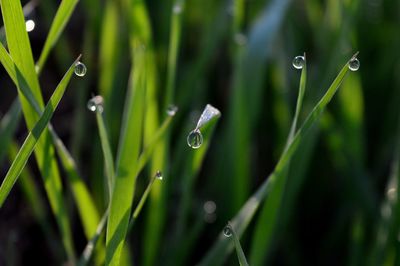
1,0,400,265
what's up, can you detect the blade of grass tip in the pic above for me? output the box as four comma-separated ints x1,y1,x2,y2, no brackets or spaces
0,99,21,163
0,44,101,244
197,53,356,266
0,0,75,259
227,222,249,266
36,0,79,72
0,56,79,207
249,53,307,266
105,46,146,266
78,209,110,266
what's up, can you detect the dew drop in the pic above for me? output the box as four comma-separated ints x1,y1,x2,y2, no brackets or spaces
292,55,305,69
348,58,360,71
25,20,35,32
155,170,163,180
187,129,203,149
166,105,178,116
223,226,232,237
87,95,104,113
173,4,182,14
74,61,87,77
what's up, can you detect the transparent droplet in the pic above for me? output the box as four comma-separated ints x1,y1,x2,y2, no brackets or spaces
196,104,221,129
349,58,360,71
234,33,247,46
223,226,232,237
292,55,305,69
203,201,216,214
155,170,163,180
87,95,104,113
74,61,87,77
25,20,35,32
173,4,182,14
166,105,178,116
187,129,203,149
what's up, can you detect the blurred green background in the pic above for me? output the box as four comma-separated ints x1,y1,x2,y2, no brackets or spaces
1,0,400,265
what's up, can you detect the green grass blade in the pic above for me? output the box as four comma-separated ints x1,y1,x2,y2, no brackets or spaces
249,54,307,266
105,47,146,266
0,56,78,206
0,43,101,243
227,222,249,266
0,99,21,163
198,53,356,266
36,0,79,71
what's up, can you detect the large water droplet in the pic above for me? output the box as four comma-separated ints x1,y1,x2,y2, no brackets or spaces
166,105,178,116
87,95,104,113
223,226,232,237
349,58,360,71
187,129,203,149
292,55,305,69
155,170,163,180
75,61,87,77
25,20,35,32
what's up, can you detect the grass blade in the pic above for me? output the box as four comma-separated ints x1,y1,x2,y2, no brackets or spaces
0,56,79,206
0,99,21,163
105,47,146,265
249,54,307,265
198,53,356,266
227,222,249,266
36,0,79,71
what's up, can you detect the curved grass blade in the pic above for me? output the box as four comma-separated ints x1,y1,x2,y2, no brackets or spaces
249,53,307,266
0,44,101,243
0,56,78,206
197,53,357,266
105,47,146,266
0,99,21,163
227,222,249,266
36,0,79,72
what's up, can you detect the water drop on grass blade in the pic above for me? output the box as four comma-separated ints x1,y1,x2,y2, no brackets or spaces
173,4,182,14
348,58,360,71
87,95,104,113
155,170,163,180
166,105,178,116
74,61,87,77
187,129,203,149
223,226,232,237
25,20,35,32
292,55,305,69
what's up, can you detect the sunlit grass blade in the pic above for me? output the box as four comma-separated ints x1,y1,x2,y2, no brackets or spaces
227,222,249,266
0,99,21,163
249,53,307,265
198,53,356,266
0,43,101,242
36,0,79,71
0,0,75,259
0,56,78,206
106,47,146,266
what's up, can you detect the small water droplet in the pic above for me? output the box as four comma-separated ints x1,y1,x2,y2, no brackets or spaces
173,4,182,14
166,105,178,116
292,55,305,69
87,95,104,113
203,201,216,214
25,20,35,32
155,170,163,180
74,61,87,77
187,129,203,149
223,226,232,237
348,58,360,71
234,33,247,46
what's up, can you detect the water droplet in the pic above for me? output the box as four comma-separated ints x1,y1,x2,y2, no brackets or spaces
74,61,87,77
196,104,221,129
349,58,360,71
234,33,247,46
173,4,182,14
203,201,216,214
166,105,178,116
155,170,163,180
25,20,35,32
223,226,232,237
187,129,203,149
87,95,104,113
292,55,305,69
